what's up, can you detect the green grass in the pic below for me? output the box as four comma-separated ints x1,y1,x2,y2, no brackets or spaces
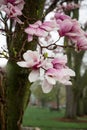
23,106,87,129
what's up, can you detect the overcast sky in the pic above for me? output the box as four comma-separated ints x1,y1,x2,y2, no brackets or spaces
0,0,87,67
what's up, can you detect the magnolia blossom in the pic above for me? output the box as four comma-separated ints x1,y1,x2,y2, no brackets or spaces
0,0,25,8
55,13,87,51
0,0,24,23
4,3,22,17
17,50,45,82
17,50,43,68
25,20,59,42
76,36,87,51
41,55,75,93
17,51,75,93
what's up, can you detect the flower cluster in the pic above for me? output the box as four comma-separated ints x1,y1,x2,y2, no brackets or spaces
56,2,80,12
17,50,75,93
25,20,59,42
0,0,24,23
55,13,87,51
17,12,87,93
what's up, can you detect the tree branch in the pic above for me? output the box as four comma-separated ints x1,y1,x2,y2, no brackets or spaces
44,0,59,17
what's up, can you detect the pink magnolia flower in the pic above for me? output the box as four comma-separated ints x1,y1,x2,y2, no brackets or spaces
17,50,42,68
0,0,24,23
55,13,79,37
41,55,75,93
17,50,45,82
0,0,25,8
25,20,58,42
4,3,22,17
62,3,80,11
13,0,25,11
25,21,48,42
55,13,71,21
55,13,87,51
41,66,75,93
52,55,67,69
46,67,74,84
17,52,75,93
56,19,73,37
76,36,87,51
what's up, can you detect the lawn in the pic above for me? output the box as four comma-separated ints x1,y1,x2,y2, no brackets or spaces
23,105,87,130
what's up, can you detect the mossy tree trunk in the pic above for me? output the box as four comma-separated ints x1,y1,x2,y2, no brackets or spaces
0,1,45,130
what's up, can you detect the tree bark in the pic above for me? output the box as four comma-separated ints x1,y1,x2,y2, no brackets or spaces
0,69,5,130
5,60,31,130
65,85,77,118
77,97,84,116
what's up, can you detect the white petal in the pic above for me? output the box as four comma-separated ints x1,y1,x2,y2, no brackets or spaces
45,75,56,85
23,50,32,61
28,70,40,82
41,79,53,93
65,68,75,76
17,61,28,68
68,69,75,76
39,68,45,80
64,81,72,85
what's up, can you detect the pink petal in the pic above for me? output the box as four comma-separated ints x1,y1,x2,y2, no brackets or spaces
28,35,33,42
40,21,58,32
52,55,67,65
29,20,42,28
59,20,73,36
25,27,36,35
14,0,25,10
35,28,48,37
55,13,71,21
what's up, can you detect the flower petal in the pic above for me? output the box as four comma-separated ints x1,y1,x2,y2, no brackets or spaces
17,61,28,68
42,79,53,93
45,75,56,85
28,70,40,82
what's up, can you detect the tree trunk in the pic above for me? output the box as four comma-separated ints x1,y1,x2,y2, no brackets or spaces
5,60,31,130
77,97,84,116
65,86,77,118
0,0,46,130
0,69,5,130
83,88,87,115
84,97,87,115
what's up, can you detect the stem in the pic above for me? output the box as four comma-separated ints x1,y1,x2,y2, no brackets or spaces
38,37,74,51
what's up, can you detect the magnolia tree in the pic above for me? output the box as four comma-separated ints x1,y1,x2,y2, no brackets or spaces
0,0,87,130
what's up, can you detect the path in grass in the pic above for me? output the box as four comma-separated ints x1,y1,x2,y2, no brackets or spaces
23,106,87,129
